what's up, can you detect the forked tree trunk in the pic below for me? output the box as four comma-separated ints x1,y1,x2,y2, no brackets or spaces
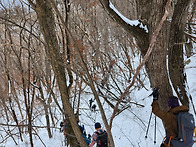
99,0,192,111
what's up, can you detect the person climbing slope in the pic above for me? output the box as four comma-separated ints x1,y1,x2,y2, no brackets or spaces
151,88,195,147
89,122,108,147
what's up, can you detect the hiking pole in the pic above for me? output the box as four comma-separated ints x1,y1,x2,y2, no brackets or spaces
154,116,156,144
145,111,153,139
145,88,159,139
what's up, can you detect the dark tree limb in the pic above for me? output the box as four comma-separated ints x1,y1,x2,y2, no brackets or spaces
98,0,149,49
168,0,192,106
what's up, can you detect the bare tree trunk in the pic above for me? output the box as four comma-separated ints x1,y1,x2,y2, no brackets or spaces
37,83,53,138
168,0,192,106
98,0,192,111
3,33,24,142
31,0,88,146
27,52,34,147
8,92,24,142
145,0,173,110
44,77,64,113
48,1,115,146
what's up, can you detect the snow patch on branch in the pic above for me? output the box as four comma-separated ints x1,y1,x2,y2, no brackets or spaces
109,1,148,33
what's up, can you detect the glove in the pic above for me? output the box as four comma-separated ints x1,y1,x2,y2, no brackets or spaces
149,87,159,100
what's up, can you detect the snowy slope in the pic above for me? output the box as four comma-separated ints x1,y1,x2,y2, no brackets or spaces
2,56,196,147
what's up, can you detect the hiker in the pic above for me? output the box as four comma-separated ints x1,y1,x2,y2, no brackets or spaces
60,120,68,146
78,123,91,145
89,122,108,147
60,120,67,135
73,114,90,146
60,116,91,146
92,104,96,112
151,88,195,147
89,98,94,108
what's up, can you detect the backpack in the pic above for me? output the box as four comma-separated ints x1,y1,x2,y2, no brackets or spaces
171,112,195,147
95,130,108,147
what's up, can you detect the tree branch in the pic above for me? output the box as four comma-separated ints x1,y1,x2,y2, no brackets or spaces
109,0,172,129
98,0,148,42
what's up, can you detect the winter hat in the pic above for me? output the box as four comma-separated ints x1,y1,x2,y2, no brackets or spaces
95,122,101,129
168,96,180,109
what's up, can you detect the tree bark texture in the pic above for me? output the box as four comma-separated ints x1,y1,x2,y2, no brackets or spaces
99,0,192,111
144,0,173,110
48,0,115,146
168,0,191,106
33,0,88,146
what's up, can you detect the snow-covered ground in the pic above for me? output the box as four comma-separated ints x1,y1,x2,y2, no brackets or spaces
1,55,196,147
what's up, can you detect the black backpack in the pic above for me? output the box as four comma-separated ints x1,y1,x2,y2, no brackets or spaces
95,130,108,147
